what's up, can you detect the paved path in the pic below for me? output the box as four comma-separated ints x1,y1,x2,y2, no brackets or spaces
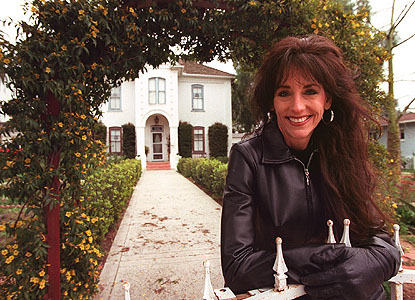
94,170,224,300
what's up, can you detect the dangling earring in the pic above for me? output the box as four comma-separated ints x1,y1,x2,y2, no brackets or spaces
267,111,272,121
322,109,334,124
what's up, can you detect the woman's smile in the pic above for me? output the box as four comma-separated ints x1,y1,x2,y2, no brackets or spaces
273,72,331,150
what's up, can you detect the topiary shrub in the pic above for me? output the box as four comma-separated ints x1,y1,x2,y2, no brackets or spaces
208,122,228,158
178,121,193,158
122,123,136,159
94,121,107,145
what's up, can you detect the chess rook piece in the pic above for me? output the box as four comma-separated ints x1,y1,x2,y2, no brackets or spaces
340,219,352,247
326,219,337,244
273,237,288,292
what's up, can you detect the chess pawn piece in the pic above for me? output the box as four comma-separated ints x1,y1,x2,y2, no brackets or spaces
340,219,352,247
203,260,216,300
393,224,404,272
326,219,337,244
273,237,288,292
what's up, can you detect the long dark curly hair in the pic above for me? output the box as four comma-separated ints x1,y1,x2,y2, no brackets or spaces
250,35,387,241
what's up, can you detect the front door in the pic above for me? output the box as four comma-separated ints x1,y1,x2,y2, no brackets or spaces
152,132,163,161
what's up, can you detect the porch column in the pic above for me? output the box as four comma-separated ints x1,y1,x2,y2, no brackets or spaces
169,125,179,170
136,126,146,169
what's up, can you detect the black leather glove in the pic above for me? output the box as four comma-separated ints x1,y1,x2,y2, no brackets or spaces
283,243,346,284
300,243,398,300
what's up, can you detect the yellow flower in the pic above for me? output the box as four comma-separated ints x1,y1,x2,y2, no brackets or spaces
39,279,46,289
85,230,91,236
39,270,45,277
88,236,93,243
181,8,186,13
25,252,32,257
5,255,15,264
25,158,31,164
30,277,39,283
16,269,22,275
2,249,8,256
82,135,87,140
0,224,5,231
75,152,81,158
61,45,67,51
80,114,86,119
79,10,85,15
13,250,18,256
66,211,72,217
45,67,51,73
392,203,398,209
58,122,63,127
12,244,18,249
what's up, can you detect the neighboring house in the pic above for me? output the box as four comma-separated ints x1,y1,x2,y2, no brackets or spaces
100,60,234,170
0,79,11,144
379,112,415,169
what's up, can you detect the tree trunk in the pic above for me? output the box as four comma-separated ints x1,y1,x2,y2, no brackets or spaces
386,25,401,180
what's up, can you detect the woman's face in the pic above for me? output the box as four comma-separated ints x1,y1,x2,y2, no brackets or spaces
273,72,331,150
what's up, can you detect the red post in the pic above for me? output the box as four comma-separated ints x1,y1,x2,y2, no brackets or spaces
44,92,61,300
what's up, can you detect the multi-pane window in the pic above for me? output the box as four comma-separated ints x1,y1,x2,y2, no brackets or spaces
148,77,166,104
109,87,121,111
109,127,122,154
193,126,205,153
192,84,204,111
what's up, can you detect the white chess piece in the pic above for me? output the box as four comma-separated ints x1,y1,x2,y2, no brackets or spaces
326,219,337,244
393,224,404,272
203,260,216,300
340,219,352,247
273,237,288,292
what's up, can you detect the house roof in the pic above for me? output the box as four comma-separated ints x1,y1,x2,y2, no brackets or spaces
178,60,234,78
380,112,415,126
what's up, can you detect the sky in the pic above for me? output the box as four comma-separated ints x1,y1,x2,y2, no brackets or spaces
1,0,414,110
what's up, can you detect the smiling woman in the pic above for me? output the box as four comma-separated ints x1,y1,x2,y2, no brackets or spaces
221,35,401,299
272,72,331,150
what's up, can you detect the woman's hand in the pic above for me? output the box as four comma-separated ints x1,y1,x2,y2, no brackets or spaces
300,245,396,300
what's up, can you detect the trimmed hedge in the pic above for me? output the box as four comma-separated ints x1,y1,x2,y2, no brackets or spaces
177,157,227,198
178,121,193,158
83,159,142,242
208,122,228,157
122,123,137,159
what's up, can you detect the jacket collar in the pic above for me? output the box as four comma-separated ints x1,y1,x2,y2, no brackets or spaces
261,117,293,164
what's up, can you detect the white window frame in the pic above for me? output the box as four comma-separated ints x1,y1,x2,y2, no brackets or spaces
148,77,166,104
191,84,204,111
109,86,122,111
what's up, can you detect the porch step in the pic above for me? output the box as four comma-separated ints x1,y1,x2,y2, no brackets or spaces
146,161,171,170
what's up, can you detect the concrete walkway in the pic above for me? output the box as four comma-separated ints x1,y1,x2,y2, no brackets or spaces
94,170,224,300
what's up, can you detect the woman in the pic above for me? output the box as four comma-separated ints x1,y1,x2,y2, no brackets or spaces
221,35,400,299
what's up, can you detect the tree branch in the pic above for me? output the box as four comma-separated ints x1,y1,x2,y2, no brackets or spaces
392,31,415,49
398,97,415,120
393,0,415,30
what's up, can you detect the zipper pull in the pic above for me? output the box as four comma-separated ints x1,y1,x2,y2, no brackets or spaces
305,168,310,185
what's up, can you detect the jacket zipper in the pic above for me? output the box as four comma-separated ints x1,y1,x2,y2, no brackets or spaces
292,150,317,186
292,149,317,242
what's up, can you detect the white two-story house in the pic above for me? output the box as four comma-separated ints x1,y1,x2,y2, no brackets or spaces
100,60,234,170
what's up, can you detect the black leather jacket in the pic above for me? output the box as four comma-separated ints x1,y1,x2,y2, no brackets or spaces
221,118,400,298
